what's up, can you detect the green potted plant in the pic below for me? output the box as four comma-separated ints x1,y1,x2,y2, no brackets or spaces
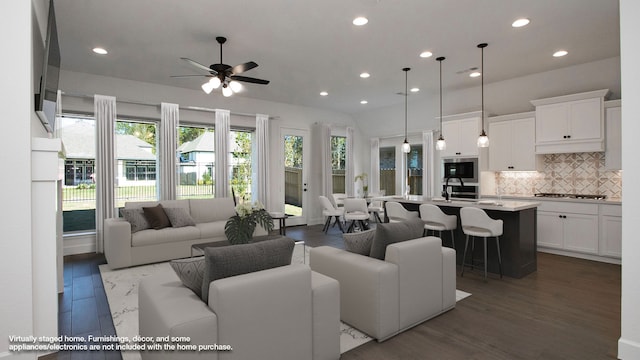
225,201,274,244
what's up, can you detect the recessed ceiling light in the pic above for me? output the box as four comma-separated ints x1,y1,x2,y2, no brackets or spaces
92,47,108,55
360,100,368,104
320,91,328,96
360,72,370,78
353,17,368,26
410,87,420,93
512,18,530,28
553,50,568,57
469,71,481,78
420,51,433,58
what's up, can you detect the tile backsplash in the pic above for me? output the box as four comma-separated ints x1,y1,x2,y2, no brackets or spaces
495,152,622,199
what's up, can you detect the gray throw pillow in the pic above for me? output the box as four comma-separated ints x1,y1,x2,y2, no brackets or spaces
143,204,171,230
164,207,196,228
369,217,425,260
343,229,376,255
120,208,150,233
170,257,205,297
201,237,295,303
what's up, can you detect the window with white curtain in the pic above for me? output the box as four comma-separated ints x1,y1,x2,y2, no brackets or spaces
331,135,346,193
177,125,214,199
230,129,254,203
407,144,423,195
379,146,396,196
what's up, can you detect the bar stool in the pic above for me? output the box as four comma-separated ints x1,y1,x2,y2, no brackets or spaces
385,201,419,222
419,204,457,250
460,207,503,281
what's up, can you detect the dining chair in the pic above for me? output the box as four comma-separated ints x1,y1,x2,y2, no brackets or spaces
319,195,344,233
343,198,370,233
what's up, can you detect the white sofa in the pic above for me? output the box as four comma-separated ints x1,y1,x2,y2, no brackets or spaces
139,264,341,360
309,236,456,342
105,198,266,269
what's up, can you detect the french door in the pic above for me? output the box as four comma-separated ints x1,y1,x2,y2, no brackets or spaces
282,128,309,226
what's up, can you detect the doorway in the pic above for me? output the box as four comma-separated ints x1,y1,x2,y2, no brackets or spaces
282,128,309,226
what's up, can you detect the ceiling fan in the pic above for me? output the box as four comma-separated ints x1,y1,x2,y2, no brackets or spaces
172,36,269,96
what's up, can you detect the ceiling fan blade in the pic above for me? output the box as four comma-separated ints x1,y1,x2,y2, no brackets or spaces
181,57,217,75
230,75,270,85
170,74,211,78
231,61,258,75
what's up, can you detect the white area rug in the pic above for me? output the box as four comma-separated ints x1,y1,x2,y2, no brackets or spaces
99,244,470,359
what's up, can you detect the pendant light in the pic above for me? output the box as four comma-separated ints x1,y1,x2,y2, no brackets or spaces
435,56,446,151
401,67,411,153
477,43,489,148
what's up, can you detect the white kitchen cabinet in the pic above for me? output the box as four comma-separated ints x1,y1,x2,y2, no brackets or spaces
536,201,599,255
599,204,622,258
531,89,609,154
604,102,621,170
440,117,481,157
488,114,539,171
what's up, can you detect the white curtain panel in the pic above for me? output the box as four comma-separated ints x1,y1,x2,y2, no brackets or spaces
94,95,117,253
214,109,231,198
345,127,355,197
320,124,333,197
253,114,269,208
422,131,435,198
370,138,380,194
159,103,179,200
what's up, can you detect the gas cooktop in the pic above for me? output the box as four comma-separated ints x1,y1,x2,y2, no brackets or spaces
534,192,607,200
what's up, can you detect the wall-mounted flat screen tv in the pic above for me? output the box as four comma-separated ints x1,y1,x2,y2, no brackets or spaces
35,0,60,134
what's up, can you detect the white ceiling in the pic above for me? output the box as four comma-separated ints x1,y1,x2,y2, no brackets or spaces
53,0,620,114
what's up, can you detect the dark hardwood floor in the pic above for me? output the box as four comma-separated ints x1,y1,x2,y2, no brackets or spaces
51,224,620,360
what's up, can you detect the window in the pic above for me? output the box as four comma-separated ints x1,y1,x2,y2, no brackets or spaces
230,129,253,203
379,146,396,196
115,119,158,206
331,136,346,193
407,145,423,195
177,125,214,199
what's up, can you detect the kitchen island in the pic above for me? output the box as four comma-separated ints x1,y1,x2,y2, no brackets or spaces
380,196,540,278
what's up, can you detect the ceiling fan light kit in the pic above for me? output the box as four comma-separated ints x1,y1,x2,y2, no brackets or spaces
175,36,269,97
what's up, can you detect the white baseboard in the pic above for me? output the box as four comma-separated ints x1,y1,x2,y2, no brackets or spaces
537,248,621,265
63,232,96,255
619,338,640,359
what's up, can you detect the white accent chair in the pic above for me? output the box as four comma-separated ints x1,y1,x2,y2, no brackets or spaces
309,237,456,342
367,195,385,223
332,193,346,208
344,198,370,233
319,195,344,233
419,204,457,250
385,201,419,222
460,207,504,280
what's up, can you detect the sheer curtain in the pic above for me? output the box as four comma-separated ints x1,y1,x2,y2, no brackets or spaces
320,124,332,197
345,127,355,196
253,114,269,208
159,103,179,200
215,109,231,198
94,95,117,253
422,131,435,198
370,138,380,194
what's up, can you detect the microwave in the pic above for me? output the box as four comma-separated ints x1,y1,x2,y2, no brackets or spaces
442,157,479,184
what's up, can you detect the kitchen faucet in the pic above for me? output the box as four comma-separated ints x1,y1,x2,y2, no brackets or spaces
442,176,464,201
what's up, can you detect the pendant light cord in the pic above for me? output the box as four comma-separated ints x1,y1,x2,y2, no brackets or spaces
404,68,408,140
477,43,488,132
438,58,444,132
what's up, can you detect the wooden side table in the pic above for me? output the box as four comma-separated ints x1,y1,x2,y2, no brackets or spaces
269,212,289,235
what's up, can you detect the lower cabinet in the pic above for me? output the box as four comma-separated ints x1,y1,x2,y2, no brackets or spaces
599,204,622,258
537,210,598,254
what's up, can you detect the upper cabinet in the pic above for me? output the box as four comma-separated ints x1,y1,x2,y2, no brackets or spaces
604,100,621,171
531,89,609,154
488,113,541,171
440,114,481,157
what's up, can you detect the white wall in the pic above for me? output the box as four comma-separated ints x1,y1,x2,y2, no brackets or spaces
59,70,362,224
0,0,36,359
619,1,640,358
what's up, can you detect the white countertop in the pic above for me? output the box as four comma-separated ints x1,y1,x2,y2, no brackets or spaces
483,195,622,205
379,195,540,212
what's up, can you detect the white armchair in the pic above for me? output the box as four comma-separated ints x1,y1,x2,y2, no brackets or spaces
309,237,456,342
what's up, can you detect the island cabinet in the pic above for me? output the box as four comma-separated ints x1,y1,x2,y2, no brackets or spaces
440,116,481,157
537,201,599,254
531,89,609,154
382,197,539,279
488,113,540,171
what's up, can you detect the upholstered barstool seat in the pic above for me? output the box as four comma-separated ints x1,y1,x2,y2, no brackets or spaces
460,207,503,281
419,204,457,250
